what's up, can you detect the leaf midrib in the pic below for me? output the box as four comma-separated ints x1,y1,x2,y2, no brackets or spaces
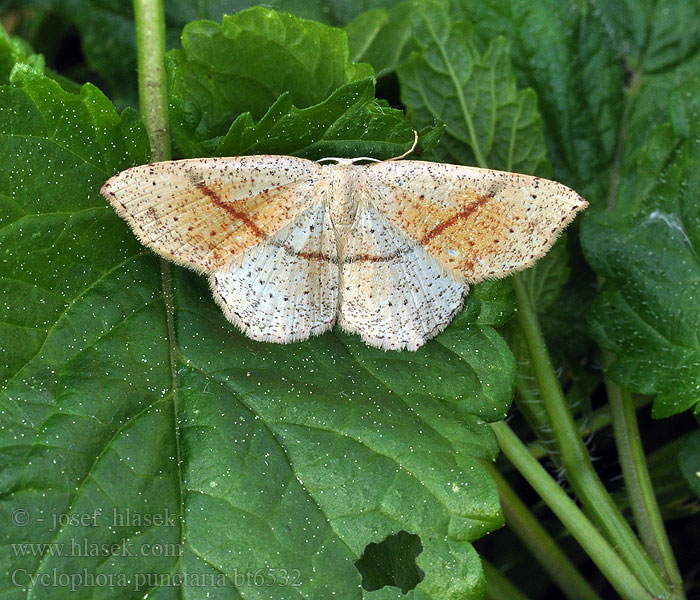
424,18,487,168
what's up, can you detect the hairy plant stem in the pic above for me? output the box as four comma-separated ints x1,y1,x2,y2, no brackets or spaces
133,0,172,163
525,394,651,460
605,352,686,599
511,273,670,599
133,0,186,572
483,462,601,600
132,0,173,363
491,421,656,600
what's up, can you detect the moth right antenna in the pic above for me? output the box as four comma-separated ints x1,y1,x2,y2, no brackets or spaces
387,130,419,162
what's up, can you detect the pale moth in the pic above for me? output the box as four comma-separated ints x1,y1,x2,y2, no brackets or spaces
101,135,587,350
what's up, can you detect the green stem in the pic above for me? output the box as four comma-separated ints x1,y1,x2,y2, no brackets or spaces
511,273,670,599
133,0,171,163
132,0,185,580
132,0,175,371
491,421,656,600
482,559,533,600
510,327,561,467
605,354,686,599
483,462,601,600
525,395,651,461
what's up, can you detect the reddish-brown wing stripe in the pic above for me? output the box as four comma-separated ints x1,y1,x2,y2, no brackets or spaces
194,181,491,265
194,181,266,240
194,179,339,263
419,195,492,245
347,194,493,263
289,248,338,263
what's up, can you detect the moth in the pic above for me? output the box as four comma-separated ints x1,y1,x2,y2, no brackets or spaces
101,143,586,350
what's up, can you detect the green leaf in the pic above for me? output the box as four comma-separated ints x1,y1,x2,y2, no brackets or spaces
321,0,406,26
587,0,700,73
470,280,515,328
584,0,700,176
167,7,373,156
176,269,509,599
449,0,623,204
538,267,598,366
1,66,513,600
517,235,570,313
164,8,443,161
396,0,548,175
1,0,337,107
582,76,700,418
626,50,700,172
0,25,46,82
345,2,416,76
347,0,623,199
184,77,443,161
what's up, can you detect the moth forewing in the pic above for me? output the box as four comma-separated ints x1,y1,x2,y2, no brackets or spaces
101,155,586,350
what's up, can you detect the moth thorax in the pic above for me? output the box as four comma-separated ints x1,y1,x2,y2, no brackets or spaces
326,165,361,242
